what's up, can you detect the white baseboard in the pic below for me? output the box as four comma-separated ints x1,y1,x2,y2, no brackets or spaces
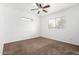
4,35,40,44
41,35,79,46
0,43,4,55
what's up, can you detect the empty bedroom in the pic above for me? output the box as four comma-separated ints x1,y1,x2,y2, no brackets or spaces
0,3,79,55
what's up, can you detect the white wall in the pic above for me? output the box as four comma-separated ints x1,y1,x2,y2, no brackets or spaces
3,4,40,43
0,4,40,54
0,4,4,55
40,5,79,45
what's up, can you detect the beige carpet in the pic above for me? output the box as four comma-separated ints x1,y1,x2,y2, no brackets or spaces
3,37,79,55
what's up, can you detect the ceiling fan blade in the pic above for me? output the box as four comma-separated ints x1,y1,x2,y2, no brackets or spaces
37,11,40,14
43,5,50,8
43,10,47,13
39,4,42,7
36,3,42,8
36,3,39,6
36,3,40,7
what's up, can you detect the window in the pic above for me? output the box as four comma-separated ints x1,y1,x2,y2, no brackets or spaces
48,16,65,29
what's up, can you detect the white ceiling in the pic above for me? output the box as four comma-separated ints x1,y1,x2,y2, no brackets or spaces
3,3,79,16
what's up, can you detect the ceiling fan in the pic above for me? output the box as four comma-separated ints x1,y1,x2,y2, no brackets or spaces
31,3,50,14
